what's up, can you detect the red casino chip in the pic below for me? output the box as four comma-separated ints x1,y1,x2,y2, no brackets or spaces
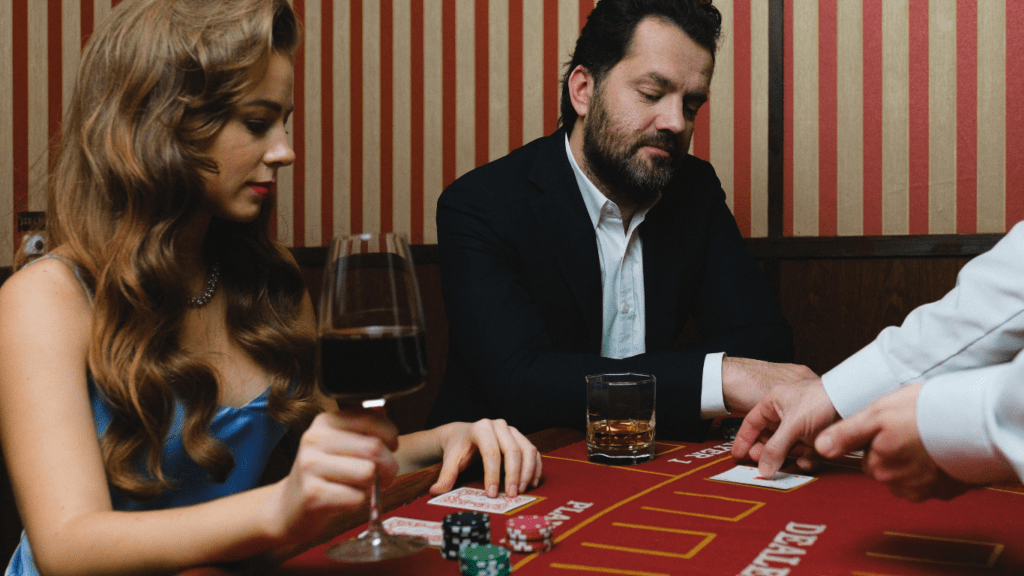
499,536,554,554
505,514,553,541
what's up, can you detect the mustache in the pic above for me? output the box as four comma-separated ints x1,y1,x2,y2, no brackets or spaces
633,131,680,155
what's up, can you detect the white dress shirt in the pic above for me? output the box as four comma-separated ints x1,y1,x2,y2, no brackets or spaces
822,221,1024,483
565,136,728,418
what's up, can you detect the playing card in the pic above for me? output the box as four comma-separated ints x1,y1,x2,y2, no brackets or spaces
427,486,537,514
381,517,443,547
709,465,816,491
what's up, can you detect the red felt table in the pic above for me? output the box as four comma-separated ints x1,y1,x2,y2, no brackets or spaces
260,435,1024,575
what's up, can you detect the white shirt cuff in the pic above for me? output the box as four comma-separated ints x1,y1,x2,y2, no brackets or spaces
918,366,1018,484
701,352,730,419
822,343,903,418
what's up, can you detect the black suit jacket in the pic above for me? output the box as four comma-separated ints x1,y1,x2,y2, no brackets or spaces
426,129,792,440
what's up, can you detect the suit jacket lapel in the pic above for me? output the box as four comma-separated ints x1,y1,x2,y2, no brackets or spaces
526,131,604,346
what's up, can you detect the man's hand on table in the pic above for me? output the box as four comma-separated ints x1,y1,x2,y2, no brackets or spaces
721,356,819,414
429,419,542,498
728,368,838,478
815,382,973,502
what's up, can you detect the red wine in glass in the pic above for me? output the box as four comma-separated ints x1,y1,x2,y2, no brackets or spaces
317,233,429,562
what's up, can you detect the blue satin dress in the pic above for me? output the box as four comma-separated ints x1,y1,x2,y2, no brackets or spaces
5,256,289,575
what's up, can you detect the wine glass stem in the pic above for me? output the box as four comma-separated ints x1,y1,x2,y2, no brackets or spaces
364,475,387,541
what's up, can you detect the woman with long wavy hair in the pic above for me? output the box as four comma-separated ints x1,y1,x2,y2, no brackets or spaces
0,1,540,574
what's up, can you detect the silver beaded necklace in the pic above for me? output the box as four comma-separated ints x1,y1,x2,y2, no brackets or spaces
187,262,220,307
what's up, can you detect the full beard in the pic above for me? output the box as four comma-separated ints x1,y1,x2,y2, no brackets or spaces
581,95,683,207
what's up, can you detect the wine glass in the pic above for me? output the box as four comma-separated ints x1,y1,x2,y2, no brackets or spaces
317,232,429,562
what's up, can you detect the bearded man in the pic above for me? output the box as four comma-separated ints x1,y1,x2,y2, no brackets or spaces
427,0,796,443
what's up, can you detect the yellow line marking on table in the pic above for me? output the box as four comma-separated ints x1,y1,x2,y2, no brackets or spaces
503,494,547,514
609,522,716,558
549,564,669,576
866,531,1004,568
642,491,765,521
512,456,733,571
986,486,1024,496
581,542,701,559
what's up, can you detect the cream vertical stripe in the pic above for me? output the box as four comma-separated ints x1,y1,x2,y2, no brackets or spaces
792,0,818,236
929,0,956,233
334,0,351,238
94,0,112,29
711,0,735,211
304,0,322,245
881,0,908,234
455,0,475,179
422,0,443,243
393,0,412,236
0,0,11,265
521,0,544,144
557,0,578,127
836,0,864,235
28,0,48,214
489,0,509,162
976,0,1005,233
750,0,769,238
362,0,381,231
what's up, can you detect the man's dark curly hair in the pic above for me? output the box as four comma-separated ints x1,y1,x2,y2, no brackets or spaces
559,0,722,135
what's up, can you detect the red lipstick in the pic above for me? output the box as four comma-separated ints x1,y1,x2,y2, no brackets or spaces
249,182,273,196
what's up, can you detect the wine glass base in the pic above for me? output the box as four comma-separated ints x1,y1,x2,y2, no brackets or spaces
325,531,429,562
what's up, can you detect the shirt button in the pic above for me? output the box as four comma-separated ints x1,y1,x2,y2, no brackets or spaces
621,304,631,314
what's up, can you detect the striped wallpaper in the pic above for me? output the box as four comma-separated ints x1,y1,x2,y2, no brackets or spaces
787,0,1024,236
0,1,1020,268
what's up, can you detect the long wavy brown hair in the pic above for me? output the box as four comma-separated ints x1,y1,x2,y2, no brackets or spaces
28,0,320,500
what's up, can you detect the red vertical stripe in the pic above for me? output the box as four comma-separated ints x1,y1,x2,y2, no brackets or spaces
908,0,929,235
1007,0,1024,228
543,0,559,134
442,1,456,187
12,0,28,249
320,0,334,243
579,0,591,30
818,0,837,236
350,0,364,234
508,0,524,149
862,0,882,235
783,0,794,235
956,0,977,234
410,0,425,244
380,0,394,233
732,0,752,237
475,0,489,167
292,0,306,246
81,0,93,48
48,0,62,168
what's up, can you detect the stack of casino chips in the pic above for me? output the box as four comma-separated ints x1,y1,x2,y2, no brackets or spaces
458,543,513,576
441,511,491,560
500,514,554,554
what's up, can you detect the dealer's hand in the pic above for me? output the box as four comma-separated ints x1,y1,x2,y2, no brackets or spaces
815,383,973,502
731,375,838,477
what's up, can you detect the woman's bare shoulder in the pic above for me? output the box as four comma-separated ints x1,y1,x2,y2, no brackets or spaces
0,255,93,336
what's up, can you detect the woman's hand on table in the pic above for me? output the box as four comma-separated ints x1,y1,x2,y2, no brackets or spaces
265,409,400,546
429,419,542,498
